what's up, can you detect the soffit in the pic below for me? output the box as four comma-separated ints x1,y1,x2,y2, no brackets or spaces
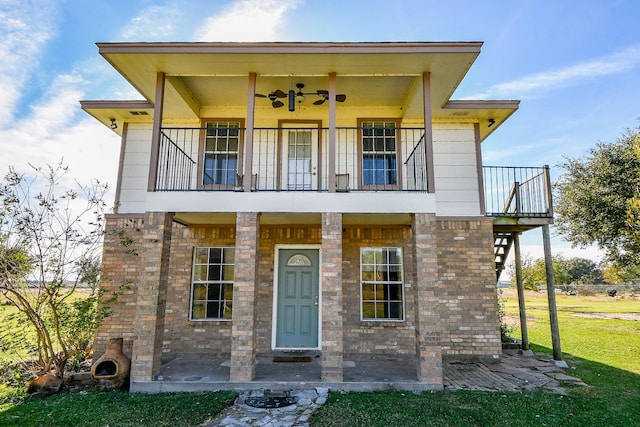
97,42,481,117
86,42,519,140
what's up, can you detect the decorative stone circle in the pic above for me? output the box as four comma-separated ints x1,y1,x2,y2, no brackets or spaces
244,395,299,408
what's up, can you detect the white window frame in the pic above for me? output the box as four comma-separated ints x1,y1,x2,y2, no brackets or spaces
360,247,405,321
189,247,235,321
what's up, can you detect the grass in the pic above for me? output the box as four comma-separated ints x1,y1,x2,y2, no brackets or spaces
0,389,237,427
501,289,640,373
310,289,640,426
1,290,638,426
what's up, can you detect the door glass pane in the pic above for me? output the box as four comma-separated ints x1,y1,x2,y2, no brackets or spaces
287,130,313,190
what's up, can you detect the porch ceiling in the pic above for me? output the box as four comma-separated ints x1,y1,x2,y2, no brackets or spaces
83,42,519,140
172,212,413,226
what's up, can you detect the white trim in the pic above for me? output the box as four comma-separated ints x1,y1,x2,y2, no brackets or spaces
145,191,437,214
272,244,322,351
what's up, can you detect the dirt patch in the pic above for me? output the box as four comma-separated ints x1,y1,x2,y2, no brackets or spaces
503,314,537,327
571,313,640,321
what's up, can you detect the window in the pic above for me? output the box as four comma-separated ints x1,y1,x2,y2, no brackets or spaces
202,121,240,187
360,247,404,320
361,121,398,187
191,247,235,320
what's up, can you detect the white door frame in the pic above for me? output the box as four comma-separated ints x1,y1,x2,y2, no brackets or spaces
272,244,322,350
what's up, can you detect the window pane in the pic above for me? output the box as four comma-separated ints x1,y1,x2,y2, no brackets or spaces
222,265,234,281
191,247,235,320
207,283,221,300
193,283,207,300
194,248,209,264
193,265,207,282
362,302,376,319
208,264,221,281
192,302,206,319
362,283,376,299
223,248,235,263
207,301,221,318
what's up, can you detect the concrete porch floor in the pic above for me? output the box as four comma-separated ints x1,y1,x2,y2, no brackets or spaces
130,350,586,394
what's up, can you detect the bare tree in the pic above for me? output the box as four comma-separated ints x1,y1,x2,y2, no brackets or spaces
0,162,108,378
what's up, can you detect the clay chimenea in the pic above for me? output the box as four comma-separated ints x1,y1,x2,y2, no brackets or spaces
91,337,131,390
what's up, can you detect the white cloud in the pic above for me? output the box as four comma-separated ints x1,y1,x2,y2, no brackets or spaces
120,4,180,41
196,0,300,42
0,69,119,198
468,44,640,99
0,1,58,125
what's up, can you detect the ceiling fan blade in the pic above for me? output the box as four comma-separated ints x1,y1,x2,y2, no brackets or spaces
313,98,326,105
255,93,267,98
316,90,329,95
336,94,347,102
272,100,284,108
273,89,287,98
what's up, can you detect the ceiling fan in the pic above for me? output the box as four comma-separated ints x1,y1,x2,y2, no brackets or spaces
255,83,347,111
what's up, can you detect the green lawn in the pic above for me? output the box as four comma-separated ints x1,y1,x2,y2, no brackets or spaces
501,289,639,373
311,289,639,426
1,290,638,426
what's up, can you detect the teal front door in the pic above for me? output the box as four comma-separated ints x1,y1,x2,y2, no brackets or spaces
275,249,320,348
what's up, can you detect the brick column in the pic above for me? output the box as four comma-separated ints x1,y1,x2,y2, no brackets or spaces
230,212,259,382
412,213,443,385
321,212,343,382
130,212,173,382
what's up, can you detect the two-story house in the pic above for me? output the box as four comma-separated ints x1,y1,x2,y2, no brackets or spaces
82,41,552,392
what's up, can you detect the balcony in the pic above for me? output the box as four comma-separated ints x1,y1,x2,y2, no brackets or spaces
154,126,429,193
483,165,553,219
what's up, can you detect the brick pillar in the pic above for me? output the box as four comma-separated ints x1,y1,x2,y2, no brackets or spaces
130,212,173,382
230,212,259,382
412,213,443,384
321,212,343,382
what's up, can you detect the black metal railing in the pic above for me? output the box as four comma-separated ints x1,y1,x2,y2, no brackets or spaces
155,127,428,192
483,165,553,217
157,129,198,191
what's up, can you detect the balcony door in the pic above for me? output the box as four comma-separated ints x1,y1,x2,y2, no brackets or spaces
279,121,321,191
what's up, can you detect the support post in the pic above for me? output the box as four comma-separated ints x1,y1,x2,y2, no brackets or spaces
412,213,443,386
422,72,435,193
147,72,165,191
243,73,256,192
512,232,530,352
321,212,343,381
328,72,337,193
230,212,259,381
542,224,563,363
130,212,173,384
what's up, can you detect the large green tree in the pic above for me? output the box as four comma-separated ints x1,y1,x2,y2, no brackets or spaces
554,125,640,267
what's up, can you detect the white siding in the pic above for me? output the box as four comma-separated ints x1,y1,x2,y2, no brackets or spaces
432,123,481,216
117,124,152,214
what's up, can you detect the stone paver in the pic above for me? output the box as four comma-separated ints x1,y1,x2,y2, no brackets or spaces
203,388,328,427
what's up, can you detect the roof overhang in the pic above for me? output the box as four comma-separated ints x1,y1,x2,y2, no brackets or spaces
82,42,518,140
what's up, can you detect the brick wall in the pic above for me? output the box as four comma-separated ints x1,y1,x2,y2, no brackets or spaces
96,214,501,368
342,225,417,356
94,215,145,359
436,217,501,360
162,224,236,360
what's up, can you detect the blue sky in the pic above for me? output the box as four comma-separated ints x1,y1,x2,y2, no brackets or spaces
1,0,639,264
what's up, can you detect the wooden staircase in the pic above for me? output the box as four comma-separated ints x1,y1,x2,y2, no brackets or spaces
494,231,514,280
